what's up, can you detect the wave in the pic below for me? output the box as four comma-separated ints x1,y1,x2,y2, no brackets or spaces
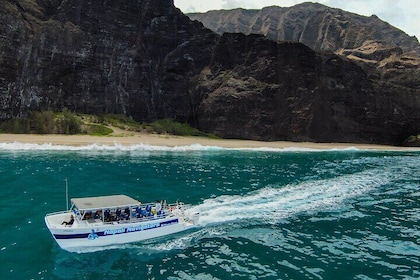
0,141,362,152
185,169,389,226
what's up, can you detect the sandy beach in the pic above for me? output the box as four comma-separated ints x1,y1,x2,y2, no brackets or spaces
0,132,418,151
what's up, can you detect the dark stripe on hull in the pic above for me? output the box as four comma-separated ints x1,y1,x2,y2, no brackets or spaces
54,218,179,240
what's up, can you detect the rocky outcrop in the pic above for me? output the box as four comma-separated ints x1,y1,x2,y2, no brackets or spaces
0,0,419,145
194,33,419,144
0,0,216,122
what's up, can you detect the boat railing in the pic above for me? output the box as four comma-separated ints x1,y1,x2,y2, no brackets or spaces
46,201,189,227
99,202,186,225
45,210,70,217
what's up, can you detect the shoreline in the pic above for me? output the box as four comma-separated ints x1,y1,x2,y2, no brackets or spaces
0,133,419,151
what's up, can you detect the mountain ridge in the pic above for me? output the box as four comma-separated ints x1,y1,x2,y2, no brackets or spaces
187,2,419,53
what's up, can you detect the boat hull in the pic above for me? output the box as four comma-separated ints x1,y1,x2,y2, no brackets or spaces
45,215,194,252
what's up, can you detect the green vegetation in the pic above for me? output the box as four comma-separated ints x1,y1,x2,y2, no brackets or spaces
403,134,420,146
31,111,55,134
84,124,113,136
0,118,31,134
56,110,82,134
0,111,215,138
222,71,231,84
145,118,217,138
101,114,143,131
0,110,86,135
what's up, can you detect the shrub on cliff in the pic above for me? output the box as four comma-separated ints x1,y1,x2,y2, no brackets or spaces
0,110,82,134
146,118,210,137
56,111,82,134
83,124,113,136
0,111,55,134
31,111,55,134
403,135,420,147
102,114,142,131
0,118,30,134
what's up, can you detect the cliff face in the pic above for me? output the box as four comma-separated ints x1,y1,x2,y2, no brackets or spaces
195,33,419,143
0,0,419,144
0,0,216,121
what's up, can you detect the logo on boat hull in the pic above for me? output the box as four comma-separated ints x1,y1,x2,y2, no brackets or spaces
87,229,98,240
54,219,179,240
103,219,179,236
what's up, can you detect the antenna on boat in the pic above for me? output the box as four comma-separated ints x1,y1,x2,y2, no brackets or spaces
65,178,69,210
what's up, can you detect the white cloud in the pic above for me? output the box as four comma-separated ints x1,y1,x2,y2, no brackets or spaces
319,0,419,37
220,0,302,9
173,0,420,39
174,0,223,12
174,0,303,12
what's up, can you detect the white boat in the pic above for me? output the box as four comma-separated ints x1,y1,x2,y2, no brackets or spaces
44,194,199,252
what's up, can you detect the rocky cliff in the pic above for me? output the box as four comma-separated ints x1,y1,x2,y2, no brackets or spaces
0,0,215,121
188,3,420,86
195,33,419,143
0,0,419,144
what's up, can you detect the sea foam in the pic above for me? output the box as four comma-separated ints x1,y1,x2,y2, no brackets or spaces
0,141,361,152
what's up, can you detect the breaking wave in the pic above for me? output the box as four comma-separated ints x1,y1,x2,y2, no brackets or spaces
0,141,361,152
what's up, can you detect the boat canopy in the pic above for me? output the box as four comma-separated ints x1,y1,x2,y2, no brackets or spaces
71,195,140,211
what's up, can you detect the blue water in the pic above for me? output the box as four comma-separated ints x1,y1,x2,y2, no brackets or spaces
0,143,419,279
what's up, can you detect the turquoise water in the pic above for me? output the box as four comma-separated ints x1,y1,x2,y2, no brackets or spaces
0,143,419,279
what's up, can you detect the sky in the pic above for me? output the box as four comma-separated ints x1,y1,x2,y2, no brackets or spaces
173,0,420,40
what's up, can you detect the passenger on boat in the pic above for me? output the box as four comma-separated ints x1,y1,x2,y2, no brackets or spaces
135,206,143,218
84,210,92,220
122,207,130,220
155,200,162,215
61,215,74,226
145,204,152,216
104,209,111,222
116,208,122,220
94,210,102,219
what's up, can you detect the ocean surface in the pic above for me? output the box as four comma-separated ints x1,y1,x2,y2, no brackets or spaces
0,143,419,279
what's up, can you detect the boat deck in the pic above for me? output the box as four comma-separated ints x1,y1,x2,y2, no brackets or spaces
46,204,185,229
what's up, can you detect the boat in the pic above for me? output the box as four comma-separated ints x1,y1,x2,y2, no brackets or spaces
44,194,199,252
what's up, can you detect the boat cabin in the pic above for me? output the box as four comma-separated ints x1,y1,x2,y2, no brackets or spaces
70,195,165,225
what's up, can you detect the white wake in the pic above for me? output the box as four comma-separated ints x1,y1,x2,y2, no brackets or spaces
185,169,389,226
